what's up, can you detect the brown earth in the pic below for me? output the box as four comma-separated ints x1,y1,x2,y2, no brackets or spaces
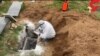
18,1,100,56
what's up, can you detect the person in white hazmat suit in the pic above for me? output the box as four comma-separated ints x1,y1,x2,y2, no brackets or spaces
34,20,56,41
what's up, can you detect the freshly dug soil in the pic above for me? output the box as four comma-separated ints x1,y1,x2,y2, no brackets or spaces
18,1,100,56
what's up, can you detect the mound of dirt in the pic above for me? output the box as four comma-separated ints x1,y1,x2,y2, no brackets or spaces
18,1,100,56
45,11,100,56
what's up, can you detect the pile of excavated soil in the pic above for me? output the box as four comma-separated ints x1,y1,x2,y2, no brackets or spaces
18,1,100,56
50,12,100,56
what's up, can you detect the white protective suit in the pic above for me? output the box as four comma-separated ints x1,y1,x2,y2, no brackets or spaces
35,20,56,39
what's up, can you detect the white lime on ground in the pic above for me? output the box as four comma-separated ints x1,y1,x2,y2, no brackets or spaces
34,44,44,55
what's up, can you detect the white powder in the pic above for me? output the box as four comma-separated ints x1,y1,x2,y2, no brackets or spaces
19,44,44,56
34,44,44,55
